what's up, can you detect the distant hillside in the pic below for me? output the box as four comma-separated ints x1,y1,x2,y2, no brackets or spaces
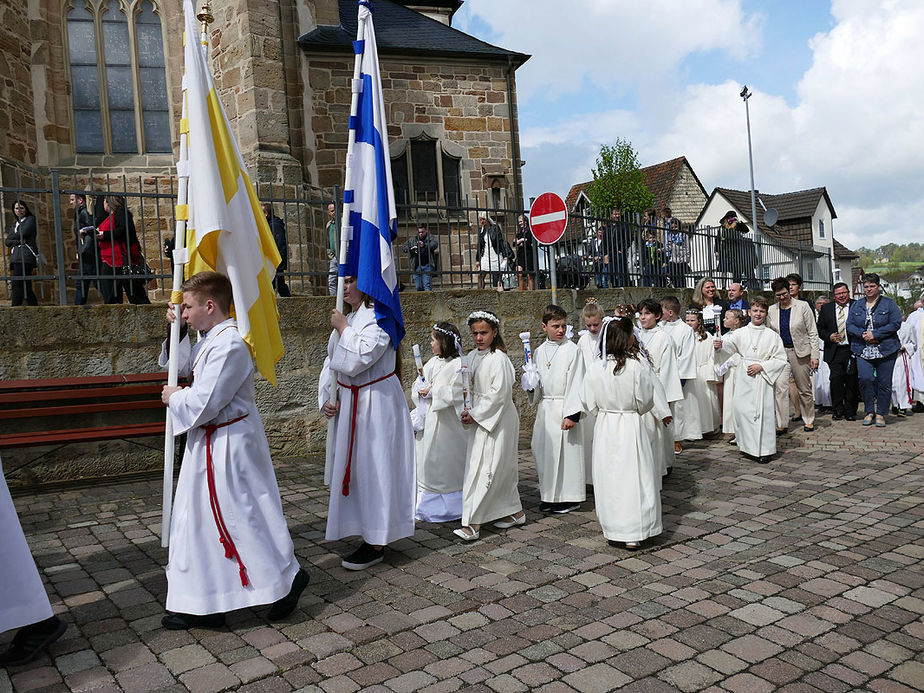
856,242,924,267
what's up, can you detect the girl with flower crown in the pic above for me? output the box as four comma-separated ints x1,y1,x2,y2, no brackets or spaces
411,322,467,523
455,310,525,541
583,315,661,550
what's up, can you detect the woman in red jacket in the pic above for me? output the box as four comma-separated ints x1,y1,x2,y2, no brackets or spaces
95,195,150,304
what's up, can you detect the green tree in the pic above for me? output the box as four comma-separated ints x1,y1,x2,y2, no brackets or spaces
586,140,654,213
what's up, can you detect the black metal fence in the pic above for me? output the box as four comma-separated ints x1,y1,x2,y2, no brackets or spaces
1,164,833,305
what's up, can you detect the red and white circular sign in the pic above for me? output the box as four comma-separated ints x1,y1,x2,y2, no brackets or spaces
529,192,567,245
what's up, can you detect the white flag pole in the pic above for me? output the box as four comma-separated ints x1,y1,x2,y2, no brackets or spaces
161,22,201,548
327,3,369,407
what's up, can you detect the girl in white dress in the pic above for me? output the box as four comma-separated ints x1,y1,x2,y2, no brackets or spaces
456,310,525,541
412,322,467,522
583,316,660,550
684,309,720,434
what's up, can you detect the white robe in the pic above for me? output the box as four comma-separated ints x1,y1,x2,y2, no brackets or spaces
160,320,298,614
412,356,466,522
815,339,832,407
577,331,600,483
907,308,924,403
529,339,586,503
661,319,702,441
639,326,678,472
718,324,787,458
687,334,720,434
1,457,53,633
891,322,916,409
462,348,522,526
583,358,661,542
319,304,416,545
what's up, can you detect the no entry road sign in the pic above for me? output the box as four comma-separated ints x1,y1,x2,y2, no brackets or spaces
529,192,567,246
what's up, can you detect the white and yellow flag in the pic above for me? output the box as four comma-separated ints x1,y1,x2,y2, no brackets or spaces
181,0,283,384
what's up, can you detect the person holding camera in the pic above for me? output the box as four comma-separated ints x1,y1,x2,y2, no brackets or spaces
403,225,438,291
5,200,39,306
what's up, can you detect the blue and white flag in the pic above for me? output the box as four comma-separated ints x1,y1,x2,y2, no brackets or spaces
342,0,404,347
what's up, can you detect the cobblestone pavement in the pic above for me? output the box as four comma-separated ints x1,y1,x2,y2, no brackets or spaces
2,414,923,693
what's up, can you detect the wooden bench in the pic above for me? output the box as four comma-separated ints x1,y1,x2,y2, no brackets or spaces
0,373,173,450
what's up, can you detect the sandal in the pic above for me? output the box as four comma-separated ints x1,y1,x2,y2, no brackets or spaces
453,526,480,542
875,415,887,428
862,414,875,426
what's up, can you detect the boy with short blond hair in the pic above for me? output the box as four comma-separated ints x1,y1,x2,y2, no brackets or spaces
526,304,586,513
659,295,701,449
159,271,307,629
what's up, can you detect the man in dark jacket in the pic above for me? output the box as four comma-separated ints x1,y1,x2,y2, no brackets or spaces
402,226,439,291
817,282,858,420
262,203,290,297
72,194,99,305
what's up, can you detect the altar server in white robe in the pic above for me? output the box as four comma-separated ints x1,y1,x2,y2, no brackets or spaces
0,455,67,666
906,298,924,406
714,297,787,464
815,338,833,408
411,322,467,522
320,277,416,569
577,300,605,484
527,304,586,513
456,310,525,541
584,316,660,550
684,309,720,434
890,318,916,414
637,299,679,475
718,309,746,438
159,272,306,630
660,296,702,447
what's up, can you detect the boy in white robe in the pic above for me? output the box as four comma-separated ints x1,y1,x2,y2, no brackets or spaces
577,300,605,485
320,277,416,569
714,298,787,464
891,318,915,415
526,305,586,514
456,310,525,541
684,309,721,434
907,299,924,408
660,296,701,448
0,455,67,666
718,309,746,440
637,299,679,475
160,272,306,629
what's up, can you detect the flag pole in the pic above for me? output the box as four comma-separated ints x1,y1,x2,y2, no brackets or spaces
327,1,369,407
161,14,209,548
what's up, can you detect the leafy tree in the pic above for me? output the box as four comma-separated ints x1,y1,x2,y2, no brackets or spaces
586,140,654,214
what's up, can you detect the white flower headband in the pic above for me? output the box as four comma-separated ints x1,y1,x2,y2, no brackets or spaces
433,323,463,355
467,310,499,325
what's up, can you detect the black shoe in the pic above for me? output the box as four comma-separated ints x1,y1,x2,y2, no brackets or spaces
776,428,787,436
790,415,802,423
912,402,924,413
0,617,67,667
757,456,770,464
845,414,856,421
832,412,844,421
267,568,310,621
551,502,580,514
539,502,554,513
161,612,226,630
341,542,384,571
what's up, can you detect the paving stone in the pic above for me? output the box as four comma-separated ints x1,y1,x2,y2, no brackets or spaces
160,643,216,675
177,662,240,693
656,660,723,692
113,662,175,693
888,661,924,688
562,662,631,692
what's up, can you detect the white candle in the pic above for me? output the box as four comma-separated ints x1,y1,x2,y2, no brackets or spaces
412,343,424,381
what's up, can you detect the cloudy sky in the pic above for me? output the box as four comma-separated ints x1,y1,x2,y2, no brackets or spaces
454,0,924,250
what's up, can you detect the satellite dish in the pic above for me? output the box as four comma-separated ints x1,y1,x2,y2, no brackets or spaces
763,208,779,227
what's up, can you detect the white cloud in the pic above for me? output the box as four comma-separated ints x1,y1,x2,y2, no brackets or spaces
460,0,924,248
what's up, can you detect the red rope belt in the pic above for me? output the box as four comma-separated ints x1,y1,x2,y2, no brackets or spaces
336,371,396,497
203,414,249,587
902,350,913,406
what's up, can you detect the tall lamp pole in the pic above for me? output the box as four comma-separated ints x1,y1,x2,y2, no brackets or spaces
740,85,763,285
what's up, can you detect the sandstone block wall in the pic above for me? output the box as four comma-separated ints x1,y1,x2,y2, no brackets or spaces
1,286,706,488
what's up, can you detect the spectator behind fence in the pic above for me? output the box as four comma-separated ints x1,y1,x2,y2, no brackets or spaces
715,210,758,289
476,213,510,292
590,226,608,289
72,194,100,305
93,195,151,305
327,202,337,296
846,273,903,427
4,200,39,306
514,215,535,291
262,202,290,297
605,209,631,288
641,226,665,288
402,225,438,291
664,216,690,289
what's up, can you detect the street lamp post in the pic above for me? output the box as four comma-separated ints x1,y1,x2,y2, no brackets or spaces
740,85,763,286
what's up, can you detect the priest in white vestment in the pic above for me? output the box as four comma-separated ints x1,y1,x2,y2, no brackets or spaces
715,299,787,463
